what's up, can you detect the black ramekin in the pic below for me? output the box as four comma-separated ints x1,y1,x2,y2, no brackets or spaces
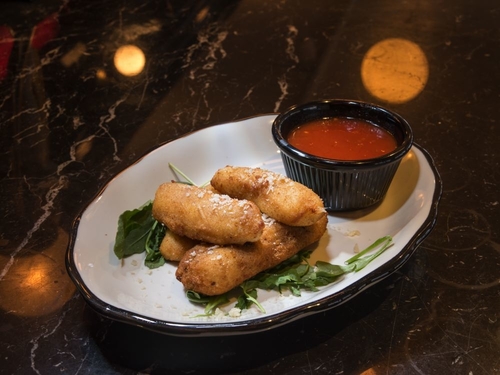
272,99,414,211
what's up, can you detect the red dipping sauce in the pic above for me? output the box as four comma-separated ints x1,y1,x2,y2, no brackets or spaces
287,117,397,160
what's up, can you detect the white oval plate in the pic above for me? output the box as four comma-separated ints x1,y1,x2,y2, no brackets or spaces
66,115,441,336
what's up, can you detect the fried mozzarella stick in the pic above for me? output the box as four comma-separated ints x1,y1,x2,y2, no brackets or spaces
153,183,264,245
211,166,326,227
159,231,198,261
176,215,328,296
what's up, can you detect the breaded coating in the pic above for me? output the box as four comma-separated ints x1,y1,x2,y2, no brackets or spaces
201,183,220,194
152,183,264,245
175,215,328,296
159,231,198,261
211,166,326,227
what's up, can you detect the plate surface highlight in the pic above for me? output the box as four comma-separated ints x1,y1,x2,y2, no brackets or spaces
66,115,441,336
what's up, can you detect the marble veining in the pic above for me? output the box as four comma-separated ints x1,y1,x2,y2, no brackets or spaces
0,0,499,374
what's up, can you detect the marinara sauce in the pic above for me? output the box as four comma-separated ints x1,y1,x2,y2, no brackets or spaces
287,117,397,160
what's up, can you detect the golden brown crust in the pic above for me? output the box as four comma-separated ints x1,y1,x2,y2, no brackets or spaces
175,215,328,296
159,231,198,261
152,183,264,245
211,166,326,226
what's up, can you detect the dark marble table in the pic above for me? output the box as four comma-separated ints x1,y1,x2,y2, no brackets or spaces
1,0,499,374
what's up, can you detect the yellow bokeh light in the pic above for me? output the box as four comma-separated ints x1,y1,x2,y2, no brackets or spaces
96,68,107,80
361,38,429,104
195,6,209,23
114,44,146,77
0,228,75,317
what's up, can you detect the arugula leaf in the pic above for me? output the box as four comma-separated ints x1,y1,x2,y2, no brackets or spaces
186,291,229,316
114,201,157,259
254,262,316,295
114,200,168,269
144,220,167,269
186,236,394,316
314,261,349,284
236,281,265,312
169,163,197,186
169,163,211,188
344,235,393,272
186,290,210,304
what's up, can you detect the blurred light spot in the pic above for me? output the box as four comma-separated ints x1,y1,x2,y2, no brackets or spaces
360,369,377,375
75,138,93,161
61,42,86,67
196,6,210,23
361,38,429,104
114,44,146,77
96,68,107,80
0,228,75,317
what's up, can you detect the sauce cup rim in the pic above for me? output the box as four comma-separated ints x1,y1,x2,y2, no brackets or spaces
272,99,414,169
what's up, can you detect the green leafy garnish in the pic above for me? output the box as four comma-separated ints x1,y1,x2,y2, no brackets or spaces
186,291,229,316
114,201,156,259
343,235,393,272
114,201,166,269
236,281,265,312
169,163,197,186
187,236,394,316
144,220,167,269
169,163,211,187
